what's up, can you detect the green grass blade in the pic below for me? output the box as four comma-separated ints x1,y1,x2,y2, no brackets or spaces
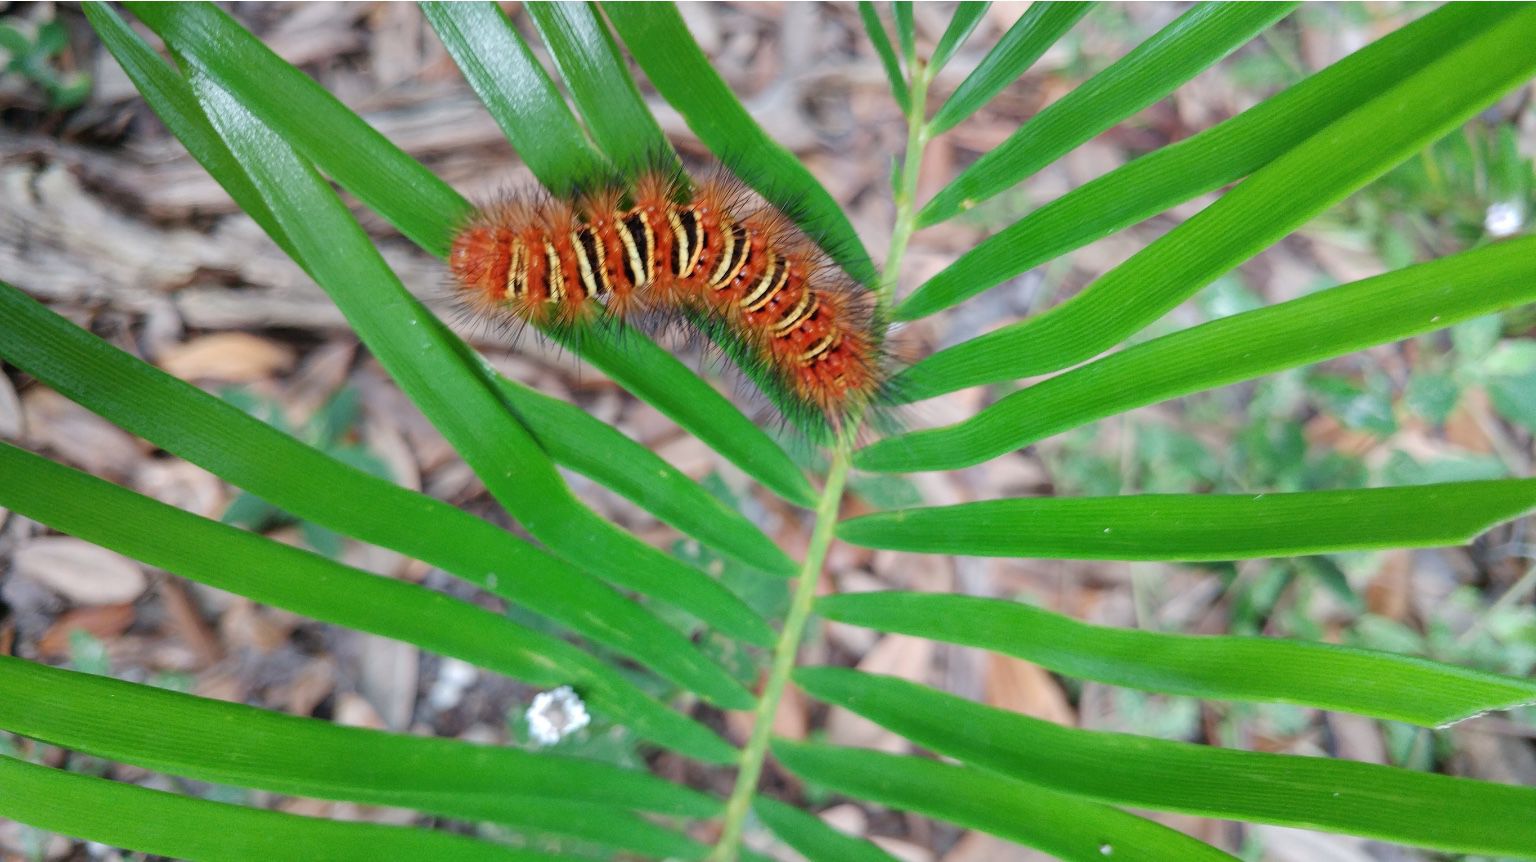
893,2,915,64
918,3,1294,225
550,317,818,509
799,668,1536,859
176,57,772,647
901,2,1514,320
838,481,1536,562
813,593,1536,726
421,1,608,191
0,282,756,708
865,237,1536,471
0,444,734,764
120,2,811,513
772,741,1238,862
475,349,796,576
858,1,909,109
753,797,902,862
603,2,879,287
0,661,711,857
927,2,1092,136
926,2,988,76
123,2,468,256
527,1,679,173
0,756,561,862
892,6,1536,396
0,658,717,818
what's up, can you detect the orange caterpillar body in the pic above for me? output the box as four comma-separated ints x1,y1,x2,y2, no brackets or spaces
449,171,883,426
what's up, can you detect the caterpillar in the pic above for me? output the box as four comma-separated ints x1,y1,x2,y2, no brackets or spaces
448,168,886,432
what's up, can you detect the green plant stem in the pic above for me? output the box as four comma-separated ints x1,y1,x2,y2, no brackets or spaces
710,446,852,862
880,58,931,306
711,52,932,860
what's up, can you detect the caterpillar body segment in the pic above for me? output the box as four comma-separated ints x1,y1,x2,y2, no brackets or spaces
448,169,887,428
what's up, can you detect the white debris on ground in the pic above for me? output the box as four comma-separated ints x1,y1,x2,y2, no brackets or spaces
526,685,591,746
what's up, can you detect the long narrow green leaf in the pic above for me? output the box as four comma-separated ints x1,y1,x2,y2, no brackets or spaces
752,792,897,860
0,657,715,817
0,282,761,705
526,1,678,174
838,481,1536,562
891,6,1536,397
409,299,794,575
421,2,607,191
858,1,909,110
927,2,1092,136
753,797,902,862
866,237,1536,471
481,358,796,576
926,2,989,76
800,668,1536,859
814,593,1536,726
918,3,1295,225
603,2,879,287
121,2,468,256
0,661,707,859
0,444,734,764
178,54,772,647
772,742,1238,862
0,756,559,862
123,2,814,512
893,2,915,65
900,2,1515,320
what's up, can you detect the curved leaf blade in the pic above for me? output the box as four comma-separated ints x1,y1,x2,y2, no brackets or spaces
838,481,1536,561
926,2,989,77
480,355,797,576
604,2,879,287
0,443,735,764
123,1,813,511
526,1,678,174
177,56,772,646
927,2,1092,136
864,237,1536,471
0,665,707,859
752,797,903,862
918,2,1295,225
121,2,469,257
0,657,716,818
799,668,1536,859
858,1,909,110
890,6,1536,395
0,756,560,862
0,280,759,705
421,1,607,191
901,2,1512,320
772,741,1238,862
814,593,1536,726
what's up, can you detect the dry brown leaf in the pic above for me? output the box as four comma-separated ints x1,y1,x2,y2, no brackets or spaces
157,331,296,383
219,599,293,653
334,691,387,731
1364,548,1412,621
826,634,934,753
942,830,1051,862
355,632,419,730
14,536,148,605
985,652,1076,726
22,387,142,478
37,603,137,658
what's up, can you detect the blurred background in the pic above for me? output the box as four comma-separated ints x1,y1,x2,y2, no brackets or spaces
2,2,1534,860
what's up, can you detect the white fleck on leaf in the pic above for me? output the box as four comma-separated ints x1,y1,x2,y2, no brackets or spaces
526,685,590,746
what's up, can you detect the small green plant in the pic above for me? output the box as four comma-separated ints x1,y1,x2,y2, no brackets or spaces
2,4,1536,862
0,15,91,109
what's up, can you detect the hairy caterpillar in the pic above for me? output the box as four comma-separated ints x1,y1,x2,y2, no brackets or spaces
448,168,887,431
